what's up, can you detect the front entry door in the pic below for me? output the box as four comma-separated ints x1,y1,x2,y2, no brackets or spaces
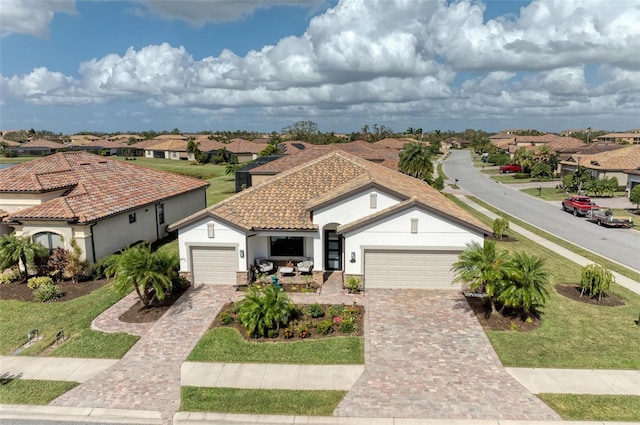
325,230,342,271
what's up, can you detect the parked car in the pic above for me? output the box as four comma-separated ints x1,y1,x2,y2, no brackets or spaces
561,196,600,217
585,209,633,228
500,163,522,173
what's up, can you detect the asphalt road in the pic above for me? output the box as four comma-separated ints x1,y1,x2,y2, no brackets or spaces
443,150,640,273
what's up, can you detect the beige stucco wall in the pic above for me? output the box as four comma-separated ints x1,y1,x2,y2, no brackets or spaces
250,174,273,186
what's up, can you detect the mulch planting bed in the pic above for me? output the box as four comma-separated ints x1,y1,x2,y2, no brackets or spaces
0,278,108,302
555,284,626,307
464,295,541,332
212,301,365,341
119,287,189,323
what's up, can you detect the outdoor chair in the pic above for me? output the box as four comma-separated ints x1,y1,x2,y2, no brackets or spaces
255,257,274,273
297,258,314,274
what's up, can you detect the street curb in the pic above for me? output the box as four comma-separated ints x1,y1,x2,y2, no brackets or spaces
0,404,163,424
173,412,640,425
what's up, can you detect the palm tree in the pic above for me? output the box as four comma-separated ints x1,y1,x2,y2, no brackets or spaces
398,142,433,181
0,234,48,282
237,286,268,337
186,139,201,162
262,284,293,331
105,243,177,307
499,251,550,317
451,240,508,313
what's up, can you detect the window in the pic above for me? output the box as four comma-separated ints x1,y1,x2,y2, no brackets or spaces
32,232,64,255
270,237,303,257
158,203,165,225
129,213,136,223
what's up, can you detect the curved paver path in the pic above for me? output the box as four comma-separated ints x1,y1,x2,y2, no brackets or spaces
91,291,154,336
52,284,241,424
335,290,560,420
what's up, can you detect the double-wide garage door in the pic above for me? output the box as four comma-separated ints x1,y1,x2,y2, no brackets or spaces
364,250,460,290
191,246,237,285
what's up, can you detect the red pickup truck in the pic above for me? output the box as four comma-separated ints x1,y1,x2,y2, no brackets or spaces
561,196,600,217
500,163,522,173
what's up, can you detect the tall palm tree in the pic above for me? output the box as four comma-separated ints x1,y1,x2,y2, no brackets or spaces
398,142,433,181
499,251,550,317
186,139,201,162
105,243,177,307
451,240,508,313
0,234,48,282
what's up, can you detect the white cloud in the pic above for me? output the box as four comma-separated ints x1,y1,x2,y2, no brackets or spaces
133,0,324,26
0,0,76,38
2,0,640,131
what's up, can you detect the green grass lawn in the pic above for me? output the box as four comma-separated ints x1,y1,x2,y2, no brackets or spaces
188,327,364,365
538,394,640,421
447,195,640,369
0,379,77,405
206,174,235,206
182,387,345,416
112,157,226,180
0,282,138,358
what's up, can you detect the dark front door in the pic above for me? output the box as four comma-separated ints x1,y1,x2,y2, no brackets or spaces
325,230,342,271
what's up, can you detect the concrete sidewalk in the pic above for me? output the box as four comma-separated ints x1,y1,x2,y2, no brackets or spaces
0,404,162,424
0,355,117,383
182,362,364,390
506,368,640,395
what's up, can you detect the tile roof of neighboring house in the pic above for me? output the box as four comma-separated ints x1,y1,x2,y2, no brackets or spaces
489,132,513,140
442,137,471,146
70,134,100,141
155,134,187,140
374,138,424,150
278,141,313,154
131,139,163,149
18,139,66,149
171,151,489,234
145,140,189,151
562,145,640,171
597,132,640,139
197,139,226,152
575,142,626,155
107,134,144,141
0,209,8,219
0,152,208,224
0,138,21,147
225,139,263,154
490,138,514,150
67,139,126,149
624,167,640,176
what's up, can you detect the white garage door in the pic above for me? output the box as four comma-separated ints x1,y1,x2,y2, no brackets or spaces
364,250,460,289
191,246,237,285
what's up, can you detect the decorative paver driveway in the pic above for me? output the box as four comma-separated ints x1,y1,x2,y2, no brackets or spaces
335,290,560,420
51,284,240,424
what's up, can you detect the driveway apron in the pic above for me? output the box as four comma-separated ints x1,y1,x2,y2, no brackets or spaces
335,290,560,420
51,284,239,424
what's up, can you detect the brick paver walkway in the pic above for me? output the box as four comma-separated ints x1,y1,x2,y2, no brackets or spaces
51,284,241,424
335,290,560,420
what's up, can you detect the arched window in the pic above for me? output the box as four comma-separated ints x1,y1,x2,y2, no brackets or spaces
32,232,64,255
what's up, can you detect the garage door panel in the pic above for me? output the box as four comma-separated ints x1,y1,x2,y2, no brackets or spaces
191,246,237,285
364,250,460,290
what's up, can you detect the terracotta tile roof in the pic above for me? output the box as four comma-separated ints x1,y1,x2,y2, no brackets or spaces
624,167,640,176
278,141,313,154
197,139,226,152
576,142,626,155
171,151,489,234
0,152,208,223
250,147,333,175
18,139,66,149
0,138,21,147
67,139,126,149
155,134,187,140
145,139,189,151
225,139,263,154
131,139,163,149
374,138,425,150
561,145,640,171
70,134,100,141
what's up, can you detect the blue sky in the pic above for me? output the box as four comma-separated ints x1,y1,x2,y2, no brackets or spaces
1,0,639,135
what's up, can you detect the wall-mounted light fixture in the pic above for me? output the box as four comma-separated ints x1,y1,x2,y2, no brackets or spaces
240,249,245,258
350,252,356,263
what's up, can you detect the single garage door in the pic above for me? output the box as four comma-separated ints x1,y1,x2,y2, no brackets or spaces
364,250,460,289
191,246,237,285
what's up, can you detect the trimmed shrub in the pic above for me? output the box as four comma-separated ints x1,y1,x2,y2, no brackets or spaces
303,303,324,318
327,304,344,319
34,282,63,302
219,311,234,325
339,317,356,334
0,268,21,285
316,319,333,335
345,276,362,294
27,276,54,289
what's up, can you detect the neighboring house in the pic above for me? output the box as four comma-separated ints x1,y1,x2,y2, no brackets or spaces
595,132,640,144
441,137,471,150
0,152,209,263
169,151,489,290
11,139,66,156
624,168,640,197
559,145,640,187
66,139,126,156
374,138,423,150
189,139,226,162
144,139,189,160
224,139,263,163
107,134,144,143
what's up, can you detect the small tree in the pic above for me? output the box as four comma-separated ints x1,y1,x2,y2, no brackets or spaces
492,217,509,240
64,238,89,284
499,251,550,318
0,234,48,282
580,264,613,301
105,243,177,307
237,285,293,337
630,184,640,210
